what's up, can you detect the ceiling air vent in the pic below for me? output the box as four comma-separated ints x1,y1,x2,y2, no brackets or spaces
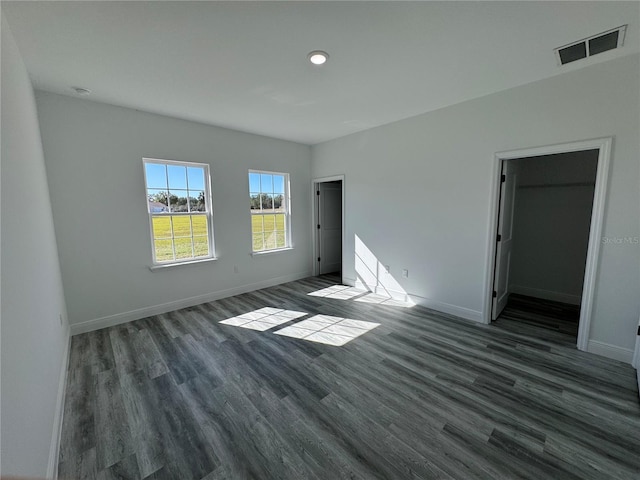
555,25,627,65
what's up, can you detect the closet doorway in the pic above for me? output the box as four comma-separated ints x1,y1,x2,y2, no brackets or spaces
486,138,612,352
312,176,344,282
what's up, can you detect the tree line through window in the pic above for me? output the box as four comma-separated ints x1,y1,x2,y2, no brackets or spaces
148,190,206,213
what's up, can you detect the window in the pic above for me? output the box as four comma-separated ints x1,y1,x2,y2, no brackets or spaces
143,158,215,264
249,170,291,252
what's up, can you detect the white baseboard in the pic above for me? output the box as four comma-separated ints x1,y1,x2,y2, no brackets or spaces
345,276,483,323
70,271,311,335
509,285,581,305
587,340,634,364
410,294,484,323
47,327,71,479
343,276,357,287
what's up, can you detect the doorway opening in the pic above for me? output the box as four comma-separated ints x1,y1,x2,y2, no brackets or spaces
312,176,344,283
485,138,612,352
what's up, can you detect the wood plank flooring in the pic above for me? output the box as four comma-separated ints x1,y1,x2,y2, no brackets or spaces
497,294,580,339
58,275,640,479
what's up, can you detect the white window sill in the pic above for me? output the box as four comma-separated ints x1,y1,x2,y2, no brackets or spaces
250,247,294,257
149,256,217,271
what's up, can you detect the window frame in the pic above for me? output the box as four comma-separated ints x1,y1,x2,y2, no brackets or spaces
248,169,292,254
143,157,216,266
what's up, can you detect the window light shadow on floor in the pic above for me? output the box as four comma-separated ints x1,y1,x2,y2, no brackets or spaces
218,309,380,346
219,307,307,331
307,284,414,307
308,284,363,300
274,314,379,346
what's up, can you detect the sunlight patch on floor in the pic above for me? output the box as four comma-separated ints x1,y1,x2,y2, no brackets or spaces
308,285,365,300
219,307,307,331
307,284,414,307
275,314,379,346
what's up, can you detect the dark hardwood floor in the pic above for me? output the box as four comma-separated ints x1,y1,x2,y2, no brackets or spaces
496,294,581,340
58,275,640,479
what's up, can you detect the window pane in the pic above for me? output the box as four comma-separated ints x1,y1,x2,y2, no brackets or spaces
263,215,276,233
250,193,261,210
171,215,192,238
275,213,285,232
193,236,209,257
260,174,273,193
273,194,284,211
154,239,174,262
275,231,286,248
148,190,169,213
260,193,271,210
252,214,264,234
169,190,189,213
187,167,205,191
249,173,261,193
261,193,274,210
167,165,187,189
152,216,172,239
252,233,264,252
273,175,285,194
189,191,206,212
174,237,193,260
145,163,167,189
264,232,276,250
191,215,208,236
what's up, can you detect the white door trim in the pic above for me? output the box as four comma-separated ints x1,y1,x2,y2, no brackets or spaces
633,316,640,369
483,137,612,353
312,175,345,283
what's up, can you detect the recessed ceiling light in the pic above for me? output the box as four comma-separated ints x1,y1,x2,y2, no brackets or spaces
308,51,329,65
71,86,91,96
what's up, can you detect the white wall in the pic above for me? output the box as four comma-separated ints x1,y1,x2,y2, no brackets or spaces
312,54,640,360
509,152,598,305
35,92,312,333
1,14,70,478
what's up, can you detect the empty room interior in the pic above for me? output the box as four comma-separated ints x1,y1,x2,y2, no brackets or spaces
2,2,640,479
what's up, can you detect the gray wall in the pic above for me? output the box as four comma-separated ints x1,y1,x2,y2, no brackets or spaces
0,14,70,477
509,152,598,305
312,54,640,359
35,92,312,332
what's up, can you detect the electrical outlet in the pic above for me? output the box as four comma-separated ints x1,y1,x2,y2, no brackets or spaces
402,269,409,278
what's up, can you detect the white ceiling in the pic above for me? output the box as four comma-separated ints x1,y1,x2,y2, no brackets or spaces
3,1,639,145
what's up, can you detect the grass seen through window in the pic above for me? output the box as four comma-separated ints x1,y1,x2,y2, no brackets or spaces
252,213,286,251
152,215,209,261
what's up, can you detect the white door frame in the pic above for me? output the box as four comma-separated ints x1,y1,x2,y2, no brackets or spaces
483,137,612,352
312,175,345,283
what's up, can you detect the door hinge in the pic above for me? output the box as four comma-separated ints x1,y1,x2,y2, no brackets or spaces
317,257,321,262
317,224,321,229
492,291,497,298
316,190,320,195
637,325,640,336
497,234,502,242
501,174,506,183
